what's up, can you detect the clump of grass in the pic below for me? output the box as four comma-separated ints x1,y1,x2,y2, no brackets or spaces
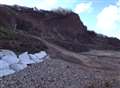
0,26,48,53
52,7,72,16
0,26,16,40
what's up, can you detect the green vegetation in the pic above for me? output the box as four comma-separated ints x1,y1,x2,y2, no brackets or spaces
0,26,16,40
0,26,47,53
52,7,72,16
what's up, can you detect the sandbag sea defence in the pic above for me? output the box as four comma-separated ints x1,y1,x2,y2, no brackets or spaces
0,49,48,77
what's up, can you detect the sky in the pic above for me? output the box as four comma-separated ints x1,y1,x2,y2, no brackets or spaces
0,0,120,39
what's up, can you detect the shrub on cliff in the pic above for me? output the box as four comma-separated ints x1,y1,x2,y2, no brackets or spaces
52,7,72,16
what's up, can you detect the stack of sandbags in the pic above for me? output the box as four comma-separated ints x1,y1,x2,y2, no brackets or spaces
0,50,48,77
0,50,17,57
18,52,35,64
0,50,16,77
10,63,27,72
0,60,15,77
0,60,9,70
29,51,48,63
10,52,33,72
11,51,48,72
1,54,19,65
0,49,19,64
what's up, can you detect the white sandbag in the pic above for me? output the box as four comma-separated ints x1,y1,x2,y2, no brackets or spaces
0,60,9,70
0,49,17,57
10,63,27,72
34,51,47,59
19,52,35,64
0,69,15,77
29,54,43,63
1,55,19,65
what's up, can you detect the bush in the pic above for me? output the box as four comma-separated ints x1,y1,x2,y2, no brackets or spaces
52,7,72,16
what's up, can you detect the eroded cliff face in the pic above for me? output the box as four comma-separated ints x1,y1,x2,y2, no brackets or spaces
0,4,120,53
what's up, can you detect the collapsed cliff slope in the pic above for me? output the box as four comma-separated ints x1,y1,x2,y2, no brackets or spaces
0,4,120,53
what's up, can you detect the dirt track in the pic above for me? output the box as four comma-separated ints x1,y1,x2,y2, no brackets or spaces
1,31,120,88
17,31,120,71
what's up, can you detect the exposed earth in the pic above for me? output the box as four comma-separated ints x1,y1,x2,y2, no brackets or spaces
0,4,120,88
1,45,120,88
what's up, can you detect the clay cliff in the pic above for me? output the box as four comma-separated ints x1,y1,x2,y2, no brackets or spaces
0,4,120,53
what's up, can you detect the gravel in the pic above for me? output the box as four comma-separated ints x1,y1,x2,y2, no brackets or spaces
0,52,120,88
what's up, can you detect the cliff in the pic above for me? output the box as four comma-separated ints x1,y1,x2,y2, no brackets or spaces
0,4,120,53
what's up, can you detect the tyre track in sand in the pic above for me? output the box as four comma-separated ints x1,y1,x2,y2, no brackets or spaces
15,30,120,71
